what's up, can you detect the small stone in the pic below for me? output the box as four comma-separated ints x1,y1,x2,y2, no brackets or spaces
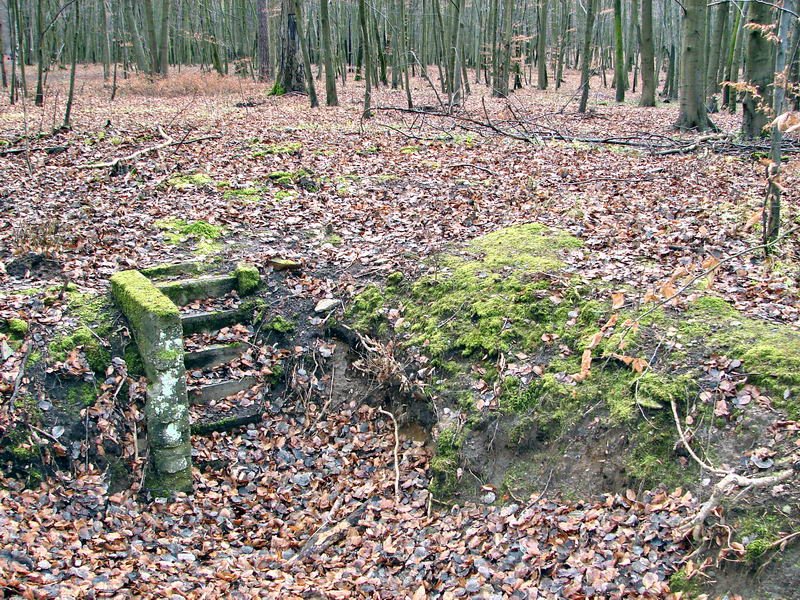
314,298,341,313
0,341,13,360
177,552,196,562
291,472,312,487
481,491,496,504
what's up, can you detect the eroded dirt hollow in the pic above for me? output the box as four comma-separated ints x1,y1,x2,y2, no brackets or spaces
1,68,800,598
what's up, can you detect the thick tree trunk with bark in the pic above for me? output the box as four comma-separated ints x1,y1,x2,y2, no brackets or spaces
276,0,304,93
675,0,710,130
639,0,655,106
613,0,624,102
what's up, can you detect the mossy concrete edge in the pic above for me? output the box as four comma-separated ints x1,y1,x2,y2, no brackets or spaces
110,269,192,496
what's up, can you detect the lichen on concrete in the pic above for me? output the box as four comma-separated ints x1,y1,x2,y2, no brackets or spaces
111,269,192,495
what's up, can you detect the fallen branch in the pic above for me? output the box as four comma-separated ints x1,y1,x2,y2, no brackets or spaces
378,407,401,502
78,130,220,170
681,467,796,541
288,500,370,563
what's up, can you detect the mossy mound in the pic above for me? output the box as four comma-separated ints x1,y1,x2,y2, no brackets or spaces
346,223,800,502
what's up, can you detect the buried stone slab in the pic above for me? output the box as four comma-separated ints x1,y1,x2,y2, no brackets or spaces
110,270,192,496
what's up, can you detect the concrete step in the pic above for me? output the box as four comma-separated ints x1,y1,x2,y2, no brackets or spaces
157,275,237,306
191,405,263,435
184,343,247,370
181,308,245,336
189,376,258,405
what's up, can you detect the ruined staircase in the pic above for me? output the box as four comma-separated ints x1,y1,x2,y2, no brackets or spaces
154,268,266,435
111,261,268,494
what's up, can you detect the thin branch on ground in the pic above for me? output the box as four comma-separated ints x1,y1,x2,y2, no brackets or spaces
378,407,401,502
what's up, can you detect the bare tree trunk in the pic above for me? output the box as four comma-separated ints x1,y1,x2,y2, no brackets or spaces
537,0,548,89
101,0,112,80
764,0,794,249
158,0,170,76
639,0,655,106
578,0,596,113
320,0,338,105
257,0,272,81
613,0,624,102
63,0,79,129
294,0,317,107
124,0,149,73
143,0,159,75
742,0,772,138
358,0,371,117
276,0,304,93
675,0,710,130
34,0,43,106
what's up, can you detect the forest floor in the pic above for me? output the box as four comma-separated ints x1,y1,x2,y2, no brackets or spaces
0,67,799,598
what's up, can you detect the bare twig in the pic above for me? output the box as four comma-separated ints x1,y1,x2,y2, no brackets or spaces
378,407,401,502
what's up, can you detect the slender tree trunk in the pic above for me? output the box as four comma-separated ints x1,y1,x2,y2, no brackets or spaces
257,0,272,81
722,4,742,111
101,0,112,80
158,0,170,75
294,0,317,107
143,0,159,75
639,0,655,106
537,0,548,89
358,0,371,117
494,0,513,96
705,0,728,98
319,0,338,104
675,0,710,130
742,0,773,138
578,0,596,113
34,0,43,106
0,11,7,89
125,0,148,73
764,0,794,248
63,0,79,129
613,0,624,102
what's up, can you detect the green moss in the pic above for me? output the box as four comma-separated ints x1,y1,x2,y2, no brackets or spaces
274,190,294,201
626,417,688,489
27,351,42,365
67,382,98,410
400,145,419,154
324,233,343,247
155,218,223,246
736,512,789,564
396,224,581,358
266,315,295,334
223,187,262,202
7,318,29,339
429,426,464,497
124,345,144,376
167,173,214,191
346,286,387,334
668,568,703,597
682,296,800,417
387,271,404,286
110,270,180,321
253,141,302,157
268,82,286,96
144,468,193,497
67,291,115,338
49,326,110,373
235,263,261,296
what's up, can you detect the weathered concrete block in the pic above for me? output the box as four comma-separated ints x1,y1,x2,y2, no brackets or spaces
235,263,261,295
157,275,237,306
110,270,192,496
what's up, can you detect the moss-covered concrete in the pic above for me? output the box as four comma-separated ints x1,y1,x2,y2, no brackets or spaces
235,263,261,295
110,270,192,496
